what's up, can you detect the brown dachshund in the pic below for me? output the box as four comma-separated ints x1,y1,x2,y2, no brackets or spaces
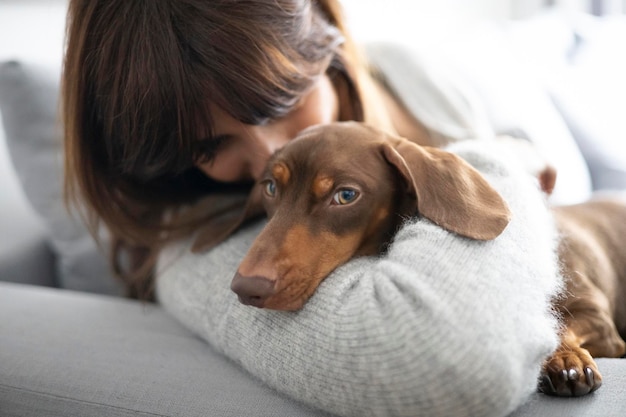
192,122,626,398
225,122,511,311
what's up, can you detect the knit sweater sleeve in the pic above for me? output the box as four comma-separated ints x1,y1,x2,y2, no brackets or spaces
156,140,562,417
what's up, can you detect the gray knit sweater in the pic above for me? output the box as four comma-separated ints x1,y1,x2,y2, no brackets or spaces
156,45,562,417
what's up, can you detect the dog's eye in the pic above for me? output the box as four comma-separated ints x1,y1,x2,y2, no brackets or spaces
332,189,359,205
264,180,277,197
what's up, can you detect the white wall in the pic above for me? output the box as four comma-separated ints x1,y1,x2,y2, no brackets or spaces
339,0,554,45
339,0,624,45
0,0,67,68
1,0,606,65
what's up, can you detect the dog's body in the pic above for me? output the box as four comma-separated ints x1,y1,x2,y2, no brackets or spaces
221,122,626,397
540,198,626,396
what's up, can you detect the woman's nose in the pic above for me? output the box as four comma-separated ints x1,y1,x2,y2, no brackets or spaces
247,122,297,179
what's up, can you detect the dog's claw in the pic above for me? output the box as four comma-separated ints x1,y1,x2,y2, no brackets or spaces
585,367,594,386
567,368,578,381
585,367,601,392
539,374,557,394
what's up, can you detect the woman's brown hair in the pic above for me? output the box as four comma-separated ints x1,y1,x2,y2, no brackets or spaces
63,0,376,298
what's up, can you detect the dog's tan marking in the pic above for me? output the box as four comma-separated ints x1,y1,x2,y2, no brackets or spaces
375,207,389,223
260,224,362,310
363,207,390,239
272,163,290,185
312,175,334,199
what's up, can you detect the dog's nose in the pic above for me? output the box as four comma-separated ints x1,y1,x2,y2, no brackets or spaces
231,272,276,308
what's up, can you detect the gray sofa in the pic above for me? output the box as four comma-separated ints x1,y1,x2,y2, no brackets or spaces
2,6,626,417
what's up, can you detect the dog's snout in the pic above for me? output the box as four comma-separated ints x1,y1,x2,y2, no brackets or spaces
231,272,276,308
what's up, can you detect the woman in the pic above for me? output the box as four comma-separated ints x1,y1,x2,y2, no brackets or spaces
63,0,562,416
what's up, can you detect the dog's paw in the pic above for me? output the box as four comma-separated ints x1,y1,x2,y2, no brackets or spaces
539,347,602,397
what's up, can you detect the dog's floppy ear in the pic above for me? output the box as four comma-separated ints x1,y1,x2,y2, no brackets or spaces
381,138,511,240
190,184,265,253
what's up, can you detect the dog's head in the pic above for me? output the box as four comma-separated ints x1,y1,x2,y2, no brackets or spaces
202,122,511,310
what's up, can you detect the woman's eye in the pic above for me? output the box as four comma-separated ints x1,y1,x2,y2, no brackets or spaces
193,135,229,164
332,189,359,205
264,180,277,197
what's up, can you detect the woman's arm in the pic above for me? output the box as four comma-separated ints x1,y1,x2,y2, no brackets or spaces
156,141,562,417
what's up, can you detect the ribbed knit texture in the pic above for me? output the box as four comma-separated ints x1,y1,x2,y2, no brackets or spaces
156,139,562,417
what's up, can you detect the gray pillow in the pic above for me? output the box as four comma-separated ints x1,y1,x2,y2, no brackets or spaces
552,84,626,191
0,60,123,296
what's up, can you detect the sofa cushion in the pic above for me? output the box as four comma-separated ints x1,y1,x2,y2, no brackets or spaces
0,115,56,286
0,282,331,417
3,279,623,417
509,358,626,417
0,60,123,295
0,224,56,287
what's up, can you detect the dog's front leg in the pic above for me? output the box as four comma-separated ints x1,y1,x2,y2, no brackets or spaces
539,291,626,397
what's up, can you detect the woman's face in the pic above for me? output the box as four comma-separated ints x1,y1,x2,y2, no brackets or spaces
196,74,339,183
